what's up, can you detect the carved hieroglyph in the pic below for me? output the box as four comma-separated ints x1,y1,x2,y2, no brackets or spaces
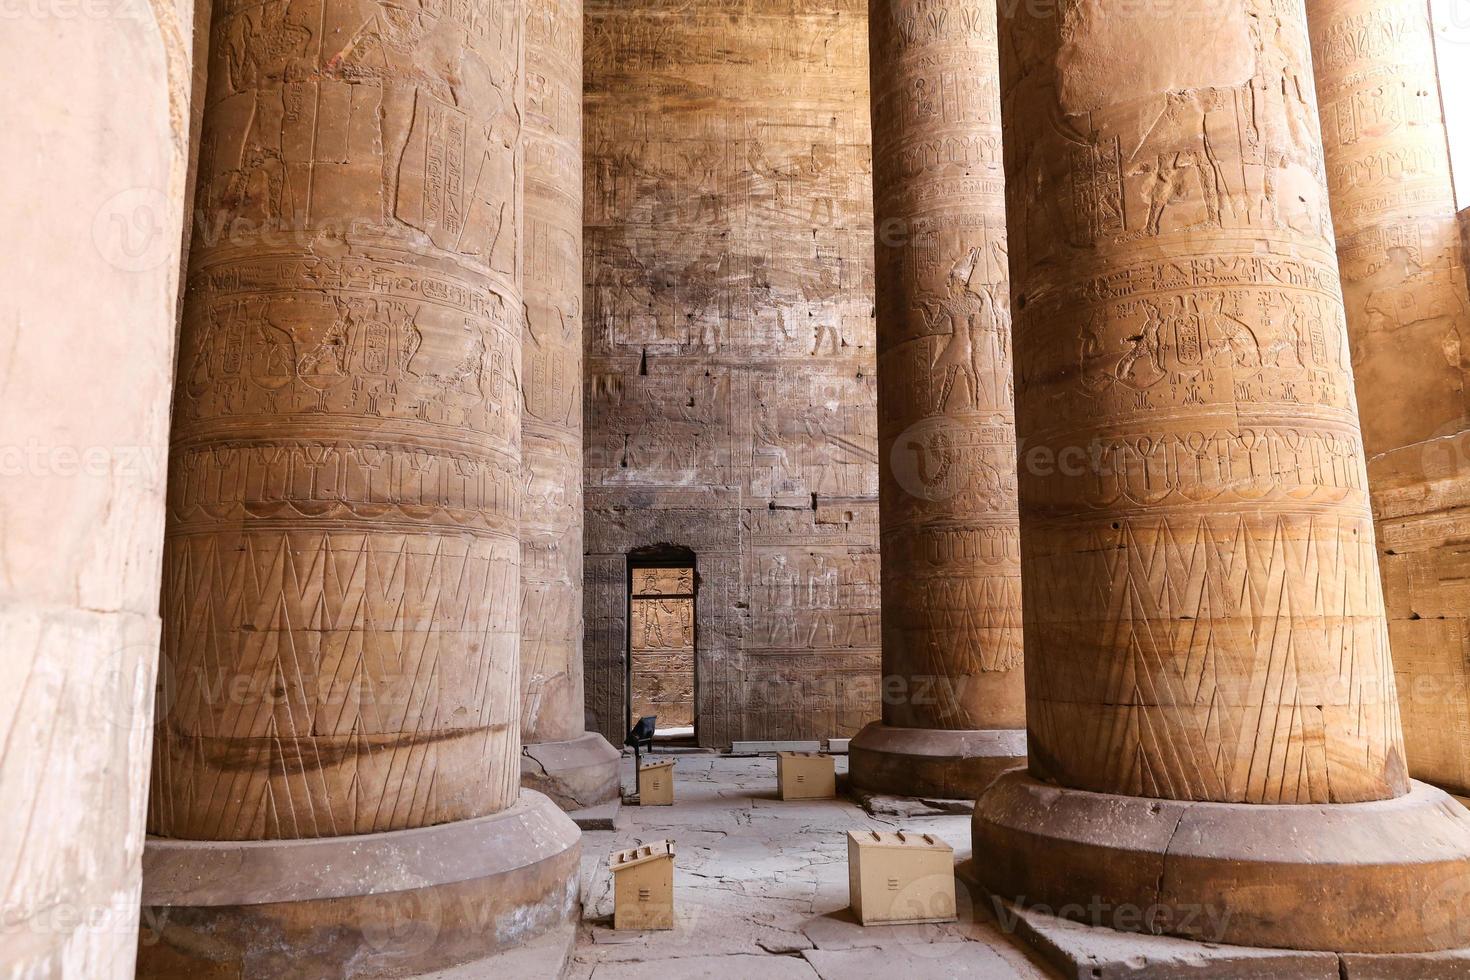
522,0,585,746
1,5,190,975
871,0,1023,731
630,568,696,729
1308,0,1470,456
1307,0,1470,795
1003,0,1406,803
582,0,880,745
151,0,527,841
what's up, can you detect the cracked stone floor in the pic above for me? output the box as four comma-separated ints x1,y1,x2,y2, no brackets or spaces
565,754,1058,980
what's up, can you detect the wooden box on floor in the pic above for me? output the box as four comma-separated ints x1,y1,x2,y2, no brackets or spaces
846,830,957,925
611,840,676,930
638,759,676,805
777,751,836,800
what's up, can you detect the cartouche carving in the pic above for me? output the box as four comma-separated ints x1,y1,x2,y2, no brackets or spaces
1307,0,1470,796
153,0,527,841
870,0,1023,732
1005,0,1405,804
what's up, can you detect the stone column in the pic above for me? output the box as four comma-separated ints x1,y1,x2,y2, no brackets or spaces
972,0,1470,953
0,5,189,976
1306,0,1470,797
519,0,620,811
849,0,1025,801
138,2,580,974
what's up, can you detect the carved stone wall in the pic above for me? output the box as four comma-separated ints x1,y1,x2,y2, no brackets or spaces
0,1,190,974
522,0,586,746
1004,0,1405,803
153,0,527,840
583,0,879,747
1307,0,1470,796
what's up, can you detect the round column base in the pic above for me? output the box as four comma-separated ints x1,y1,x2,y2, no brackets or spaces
521,731,622,810
847,723,1026,800
972,770,1470,954
137,790,581,978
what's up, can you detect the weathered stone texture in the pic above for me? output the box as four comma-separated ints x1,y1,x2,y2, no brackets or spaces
1307,0,1470,796
153,0,528,841
631,596,696,729
583,0,880,747
522,0,587,746
0,2,190,975
1003,0,1404,803
870,0,1022,732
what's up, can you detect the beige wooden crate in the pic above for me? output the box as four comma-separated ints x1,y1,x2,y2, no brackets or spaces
611,840,676,930
777,751,837,800
638,759,676,806
846,829,957,925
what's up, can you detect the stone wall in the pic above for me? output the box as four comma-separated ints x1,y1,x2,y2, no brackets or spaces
583,0,879,746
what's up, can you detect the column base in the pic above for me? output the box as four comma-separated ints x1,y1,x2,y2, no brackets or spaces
847,723,1026,800
521,731,622,809
972,770,1470,954
136,790,581,978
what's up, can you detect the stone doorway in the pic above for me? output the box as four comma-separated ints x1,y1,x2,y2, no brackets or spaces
628,555,697,742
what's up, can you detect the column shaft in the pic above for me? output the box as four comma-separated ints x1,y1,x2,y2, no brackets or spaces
850,0,1026,800
520,0,620,810
140,1,582,972
1307,0,1470,797
971,0,1470,956
1008,0,1402,804
153,0,528,841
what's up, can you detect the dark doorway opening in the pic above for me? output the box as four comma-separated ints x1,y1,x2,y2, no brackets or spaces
627,547,697,745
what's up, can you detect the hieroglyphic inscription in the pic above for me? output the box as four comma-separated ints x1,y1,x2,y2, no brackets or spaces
152,0,527,841
1307,0,1470,455
1003,0,1406,804
871,0,1024,732
629,569,695,729
1307,0,1470,795
583,0,880,744
521,0,587,747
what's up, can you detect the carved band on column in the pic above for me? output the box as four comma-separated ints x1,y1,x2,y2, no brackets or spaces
138,1,581,973
520,0,621,811
1307,0,1470,800
972,0,1470,954
849,0,1027,801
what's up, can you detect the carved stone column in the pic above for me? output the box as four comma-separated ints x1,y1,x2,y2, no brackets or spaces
848,0,1025,801
1307,0,1470,797
138,2,580,974
519,0,620,810
973,0,1470,953
0,6,189,976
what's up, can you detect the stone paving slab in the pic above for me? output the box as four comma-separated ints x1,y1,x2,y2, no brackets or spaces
567,756,1050,979
567,801,624,831
803,943,1030,979
416,920,576,979
997,901,1341,980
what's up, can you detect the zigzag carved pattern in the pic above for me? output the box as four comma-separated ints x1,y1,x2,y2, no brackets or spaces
148,530,520,840
1024,512,1407,804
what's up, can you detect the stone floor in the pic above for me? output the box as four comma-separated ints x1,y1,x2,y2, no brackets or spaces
564,754,1057,979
